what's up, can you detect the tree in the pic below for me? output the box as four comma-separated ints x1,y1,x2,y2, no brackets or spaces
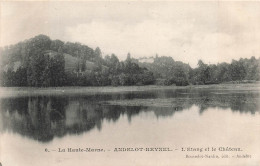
27,52,48,86
230,60,246,81
140,69,155,85
49,47,65,86
50,40,64,52
197,60,210,84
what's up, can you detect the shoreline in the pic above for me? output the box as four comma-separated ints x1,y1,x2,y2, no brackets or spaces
0,83,259,98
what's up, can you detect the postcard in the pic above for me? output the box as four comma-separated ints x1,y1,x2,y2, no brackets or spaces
0,1,259,166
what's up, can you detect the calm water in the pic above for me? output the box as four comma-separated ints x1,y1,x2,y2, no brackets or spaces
0,85,260,166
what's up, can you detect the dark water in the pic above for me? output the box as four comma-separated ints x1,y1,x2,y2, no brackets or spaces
0,87,259,142
0,86,260,166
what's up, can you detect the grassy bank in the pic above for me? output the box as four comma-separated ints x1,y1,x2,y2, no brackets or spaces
0,83,259,98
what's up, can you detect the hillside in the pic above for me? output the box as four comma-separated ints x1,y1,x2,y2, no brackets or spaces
0,35,154,87
0,34,259,87
44,50,98,72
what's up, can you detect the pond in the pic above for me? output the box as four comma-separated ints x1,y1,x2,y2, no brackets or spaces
0,84,260,166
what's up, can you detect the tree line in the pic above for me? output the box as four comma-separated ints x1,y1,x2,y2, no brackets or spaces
0,35,259,87
141,55,260,86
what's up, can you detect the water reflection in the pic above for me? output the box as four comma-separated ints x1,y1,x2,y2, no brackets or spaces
0,89,259,142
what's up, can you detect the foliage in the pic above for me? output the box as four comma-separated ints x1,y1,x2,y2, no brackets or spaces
0,34,259,87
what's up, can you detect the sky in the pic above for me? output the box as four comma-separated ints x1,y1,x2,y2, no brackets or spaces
1,1,260,67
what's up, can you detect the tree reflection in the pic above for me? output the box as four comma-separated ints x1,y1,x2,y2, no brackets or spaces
0,89,259,142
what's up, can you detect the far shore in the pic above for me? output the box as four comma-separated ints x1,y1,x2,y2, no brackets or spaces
0,83,259,98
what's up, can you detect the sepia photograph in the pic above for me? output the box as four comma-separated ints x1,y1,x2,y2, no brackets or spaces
0,1,260,166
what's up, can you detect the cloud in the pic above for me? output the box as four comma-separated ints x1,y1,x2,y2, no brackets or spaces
65,20,175,58
1,2,260,67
